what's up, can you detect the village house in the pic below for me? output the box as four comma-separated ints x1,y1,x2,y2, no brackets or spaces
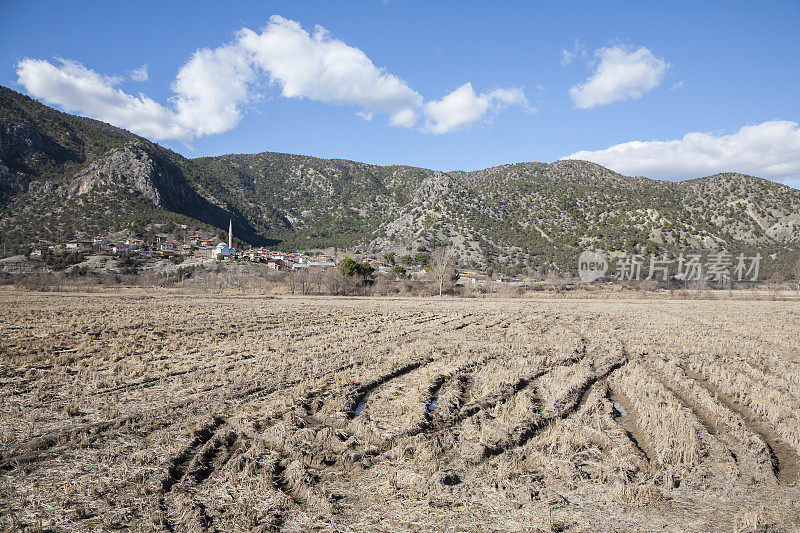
307,260,336,268
459,270,485,285
29,246,51,259
241,249,266,262
365,258,388,269
112,244,129,254
65,240,92,250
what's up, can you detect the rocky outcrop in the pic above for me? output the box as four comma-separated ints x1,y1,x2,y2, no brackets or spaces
63,143,192,209
412,171,459,205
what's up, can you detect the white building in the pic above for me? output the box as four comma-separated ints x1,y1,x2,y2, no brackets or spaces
214,219,236,259
213,242,235,258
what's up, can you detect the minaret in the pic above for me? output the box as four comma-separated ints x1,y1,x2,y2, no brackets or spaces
228,219,233,250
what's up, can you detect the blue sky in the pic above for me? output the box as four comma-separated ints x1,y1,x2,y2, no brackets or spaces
2,1,800,184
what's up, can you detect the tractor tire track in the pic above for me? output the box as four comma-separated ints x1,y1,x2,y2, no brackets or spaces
348,359,432,419
607,385,657,464
482,358,625,459
685,367,800,484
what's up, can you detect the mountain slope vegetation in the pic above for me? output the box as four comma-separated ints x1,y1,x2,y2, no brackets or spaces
2,85,799,275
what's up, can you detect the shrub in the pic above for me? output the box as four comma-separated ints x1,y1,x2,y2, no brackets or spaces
338,258,374,278
68,265,88,277
42,251,85,271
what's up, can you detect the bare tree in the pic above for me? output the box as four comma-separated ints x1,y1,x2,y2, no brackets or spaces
767,271,784,299
286,271,298,294
296,268,309,295
323,268,342,295
430,246,457,297
794,258,800,295
310,268,324,294
722,276,733,298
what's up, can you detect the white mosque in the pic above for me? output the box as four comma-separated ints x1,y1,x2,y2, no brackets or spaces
213,219,236,258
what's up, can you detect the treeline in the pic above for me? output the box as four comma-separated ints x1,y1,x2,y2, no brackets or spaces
4,261,471,297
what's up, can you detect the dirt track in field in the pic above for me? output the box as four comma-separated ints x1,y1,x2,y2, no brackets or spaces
1,290,799,531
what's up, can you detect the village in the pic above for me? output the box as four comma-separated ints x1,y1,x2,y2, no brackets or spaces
37,238,421,277
6,219,514,288
11,219,794,294
11,221,502,289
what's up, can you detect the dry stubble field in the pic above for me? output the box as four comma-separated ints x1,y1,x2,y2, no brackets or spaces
1,289,799,532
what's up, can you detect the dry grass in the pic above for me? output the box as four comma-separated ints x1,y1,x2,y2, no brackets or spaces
1,289,800,531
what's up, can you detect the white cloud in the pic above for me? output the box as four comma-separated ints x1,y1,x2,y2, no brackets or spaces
15,16,529,141
237,16,422,128
171,40,257,137
560,39,586,67
563,120,800,184
130,64,148,82
569,45,668,109
16,58,191,140
15,17,422,140
390,108,417,128
670,80,684,91
422,83,528,134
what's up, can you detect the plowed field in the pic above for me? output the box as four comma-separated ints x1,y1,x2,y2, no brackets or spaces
1,291,799,531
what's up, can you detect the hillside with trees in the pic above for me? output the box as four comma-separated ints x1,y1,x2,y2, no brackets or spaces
2,84,800,275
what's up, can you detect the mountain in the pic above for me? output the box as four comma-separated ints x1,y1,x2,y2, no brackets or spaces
2,84,800,275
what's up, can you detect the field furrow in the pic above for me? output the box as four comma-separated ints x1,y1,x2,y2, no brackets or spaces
2,292,800,531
